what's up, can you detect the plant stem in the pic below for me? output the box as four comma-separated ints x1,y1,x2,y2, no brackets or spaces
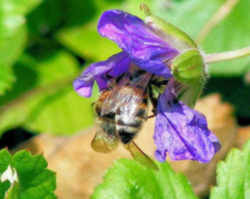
196,0,239,43
204,46,250,64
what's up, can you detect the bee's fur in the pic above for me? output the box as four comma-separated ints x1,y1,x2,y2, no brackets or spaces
94,65,169,145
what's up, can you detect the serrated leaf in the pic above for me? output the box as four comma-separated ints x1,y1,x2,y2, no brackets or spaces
0,150,11,174
210,140,250,199
0,51,94,135
0,150,11,199
11,151,56,199
92,159,198,199
0,149,56,199
0,181,10,199
0,0,42,94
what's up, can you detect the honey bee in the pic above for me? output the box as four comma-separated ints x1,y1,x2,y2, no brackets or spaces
91,66,167,169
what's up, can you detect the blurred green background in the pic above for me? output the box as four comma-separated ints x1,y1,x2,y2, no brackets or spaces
0,0,249,139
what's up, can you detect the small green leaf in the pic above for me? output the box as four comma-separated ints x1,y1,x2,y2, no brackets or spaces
0,150,11,174
0,149,56,199
210,140,250,199
172,49,205,107
12,151,56,199
0,150,11,199
92,159,198,199
0,181,11,199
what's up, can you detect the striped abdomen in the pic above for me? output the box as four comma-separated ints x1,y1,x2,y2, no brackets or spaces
96,67,151,144
115,86,148,144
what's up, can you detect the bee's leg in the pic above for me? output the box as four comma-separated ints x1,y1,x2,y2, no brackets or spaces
147,85,158,119
150,78,168,87
125,141,158,170
147,114,156,119
147,79,168,119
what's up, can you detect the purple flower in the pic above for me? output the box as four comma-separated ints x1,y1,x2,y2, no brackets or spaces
154,80,221,163
73,9,220,163
73,51,131,97
74,10,178,97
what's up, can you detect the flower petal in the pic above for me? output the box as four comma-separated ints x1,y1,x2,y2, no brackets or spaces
154,88,220,163
98,10,179,78
73,78,94,98
73,52,130,97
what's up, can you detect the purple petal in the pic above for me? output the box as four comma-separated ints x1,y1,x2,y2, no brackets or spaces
73,51,130,97
98,10,179,78
73,78,94,98
154,88,220,163
108,52,131,77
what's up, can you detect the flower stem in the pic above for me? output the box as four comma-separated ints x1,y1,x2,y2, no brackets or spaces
204,46,250,64
196,0,239,43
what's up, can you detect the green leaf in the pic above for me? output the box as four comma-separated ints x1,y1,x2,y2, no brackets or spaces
0,181,10,199
152,0,225,39
0,150,11,174
203,0,250,76
56,0,121,61
153,0,250,117
153,0,250,76
57,24,120,61
92,159,198,199
0,0,42,94
210,140,250,199
0,150,11,199
0,149,56,199
0,66,15,96
26,0,65,36
0,51,94,136
11,151,56,199
56,0,153,61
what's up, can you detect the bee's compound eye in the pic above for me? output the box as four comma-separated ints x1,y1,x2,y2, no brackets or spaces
118,130,135,144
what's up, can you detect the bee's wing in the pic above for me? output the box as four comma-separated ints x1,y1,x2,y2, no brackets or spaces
91,125,119,153
125,141,158,170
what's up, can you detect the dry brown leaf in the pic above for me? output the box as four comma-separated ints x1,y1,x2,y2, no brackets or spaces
236,126,250,148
